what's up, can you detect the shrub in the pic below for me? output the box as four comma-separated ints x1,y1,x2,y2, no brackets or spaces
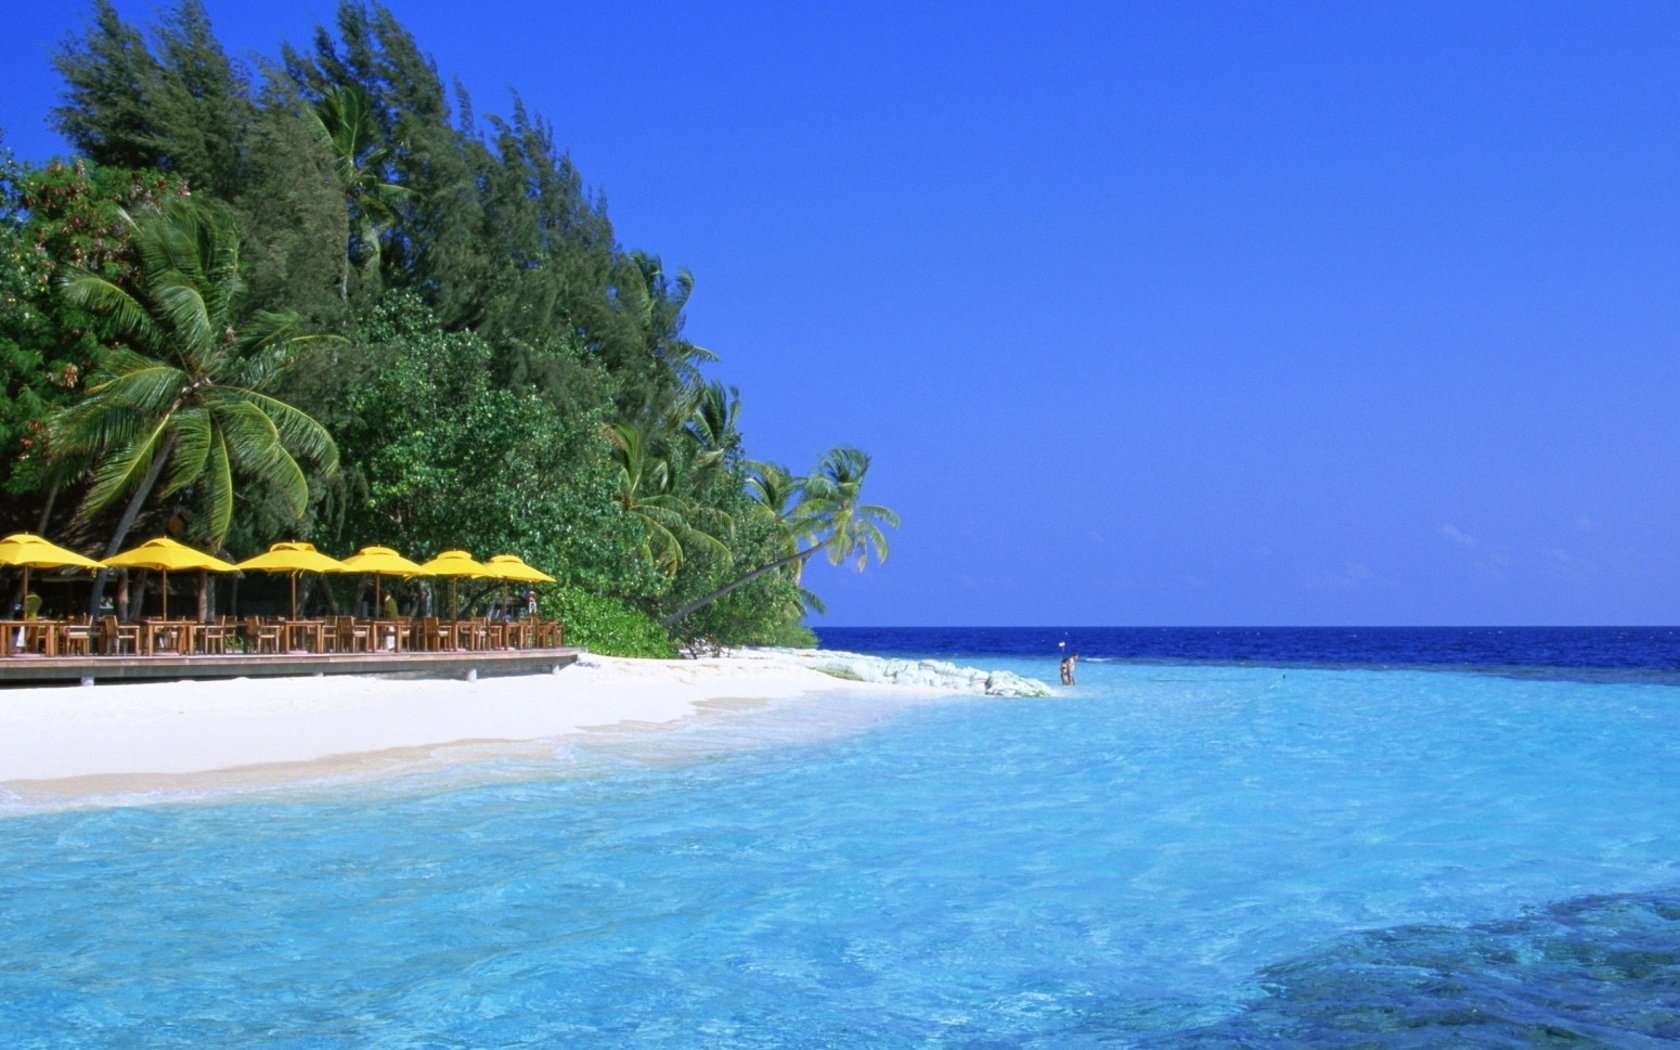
544,586,675,658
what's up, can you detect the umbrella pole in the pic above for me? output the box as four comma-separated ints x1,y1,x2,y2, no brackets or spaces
161,568,169,620
290,574,298,619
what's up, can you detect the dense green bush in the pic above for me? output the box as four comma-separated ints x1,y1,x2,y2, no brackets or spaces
545,586,675,658
755,621,818,649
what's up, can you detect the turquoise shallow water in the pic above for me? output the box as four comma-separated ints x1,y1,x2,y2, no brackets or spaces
2,657,1678,1046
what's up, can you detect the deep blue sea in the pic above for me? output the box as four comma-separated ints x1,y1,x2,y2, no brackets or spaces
2,626,1678,1047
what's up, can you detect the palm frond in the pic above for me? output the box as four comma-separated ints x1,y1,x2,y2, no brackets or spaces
223,388,340,472
160,407,212,499
80,362,188,415
75,416,171,522
153,278,217,361
210,397,283,470
202,428,235,545
58,272,165,347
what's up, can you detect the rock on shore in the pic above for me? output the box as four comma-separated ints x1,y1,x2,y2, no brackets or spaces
749,647,1053,697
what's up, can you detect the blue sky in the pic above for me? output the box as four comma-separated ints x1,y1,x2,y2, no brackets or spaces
5,1,1679,625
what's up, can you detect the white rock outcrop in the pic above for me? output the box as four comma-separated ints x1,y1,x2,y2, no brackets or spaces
747,647,1053,698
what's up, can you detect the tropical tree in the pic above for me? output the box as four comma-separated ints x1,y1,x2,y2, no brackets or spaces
684,379,743,468
662,447,898,627
306,83,412,300
50,195,338,610
605,420,732,576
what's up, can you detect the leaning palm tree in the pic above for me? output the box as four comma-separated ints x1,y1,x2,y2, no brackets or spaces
52,196,339,612
662,447,898,627
306,83,413,300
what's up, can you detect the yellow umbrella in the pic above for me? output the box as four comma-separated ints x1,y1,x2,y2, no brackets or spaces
233,542,346,618
418,550,491,618
0,533,103,605
335,546,432,616
480,554,556,584
102,537,237,620
480,554,556,616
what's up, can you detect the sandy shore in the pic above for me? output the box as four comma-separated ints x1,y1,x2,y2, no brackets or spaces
0,652,937,807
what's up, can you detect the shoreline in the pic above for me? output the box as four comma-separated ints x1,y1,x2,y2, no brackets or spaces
0,651,992,813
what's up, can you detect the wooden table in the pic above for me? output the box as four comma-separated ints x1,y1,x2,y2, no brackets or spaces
371,618,412,652
141,619,196,655
504,620,533,650
0,620,58,657
280,620,329,653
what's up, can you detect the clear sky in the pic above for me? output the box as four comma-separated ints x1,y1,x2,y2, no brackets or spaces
5,1,1679,626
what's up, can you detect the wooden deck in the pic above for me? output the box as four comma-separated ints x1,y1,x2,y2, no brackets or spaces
0,647,584,686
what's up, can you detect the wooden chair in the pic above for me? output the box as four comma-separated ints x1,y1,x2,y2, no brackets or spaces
421,617,455,651
196,620,228,655
459,618,490,651
338,617,371,653
532,619,561,648
58,619,95,656
98,616,140,656
242,617,282,654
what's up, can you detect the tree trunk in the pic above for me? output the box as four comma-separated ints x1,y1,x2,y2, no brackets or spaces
33,482,59,534
661,541,829,627
87,430,179,616
125,570,148,621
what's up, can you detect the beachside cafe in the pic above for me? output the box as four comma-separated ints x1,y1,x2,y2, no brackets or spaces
0,534,574,684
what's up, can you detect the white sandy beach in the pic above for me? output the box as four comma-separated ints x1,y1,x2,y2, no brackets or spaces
0,650,1021,806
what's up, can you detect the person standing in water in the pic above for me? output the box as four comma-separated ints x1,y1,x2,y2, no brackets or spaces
1060,651,1078,685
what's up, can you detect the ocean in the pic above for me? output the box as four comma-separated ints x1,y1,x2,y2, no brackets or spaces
2,627,1677,1046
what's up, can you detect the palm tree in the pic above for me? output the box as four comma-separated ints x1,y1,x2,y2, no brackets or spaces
52,196,339,612
662,447,898,627
306,83,412,300
684,380,743,468
604,421,732,575
612,251,718,399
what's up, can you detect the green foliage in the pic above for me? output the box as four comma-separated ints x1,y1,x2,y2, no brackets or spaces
0,154,188,521
546,585,675,658
52,195,339,549
327,293,658,597
10,0,905,650
232,71,347,331
53,0,252,200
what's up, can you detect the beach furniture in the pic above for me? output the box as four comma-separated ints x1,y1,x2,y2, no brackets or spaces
141,618,196,655
337,617,371,653
478,555,555,619
103,537,237,620
3,618,58,656
420,617,458,651
57,619,95,656
242,617,282,654
98,616,139,655
233,543,346,619
0,534,103,604
280,619,329,653
196,619,229,655
333,547,433,623
418,551,493,620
